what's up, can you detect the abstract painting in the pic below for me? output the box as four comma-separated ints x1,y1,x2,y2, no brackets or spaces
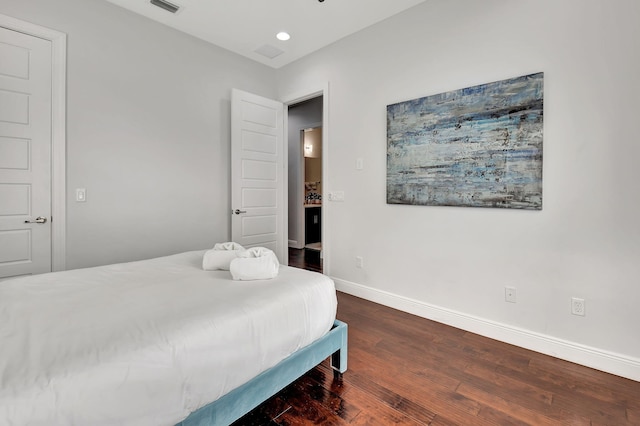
387,72,543,210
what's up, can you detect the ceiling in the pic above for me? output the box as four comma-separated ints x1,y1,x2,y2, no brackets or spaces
103,0,427,69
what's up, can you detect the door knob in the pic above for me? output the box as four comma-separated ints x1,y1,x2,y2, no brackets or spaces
233,209,247,215
25,216,48,224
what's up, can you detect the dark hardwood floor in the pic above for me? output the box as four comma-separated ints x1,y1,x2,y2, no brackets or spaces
234,292,640,425
288,248,322,273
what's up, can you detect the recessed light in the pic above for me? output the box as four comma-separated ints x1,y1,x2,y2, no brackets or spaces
276,32,291,41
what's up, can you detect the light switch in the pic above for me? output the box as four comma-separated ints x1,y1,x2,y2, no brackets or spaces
356,158,364,170
329,191,345,202
76,188,86,202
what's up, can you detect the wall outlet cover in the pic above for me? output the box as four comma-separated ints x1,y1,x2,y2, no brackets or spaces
571,297,585,316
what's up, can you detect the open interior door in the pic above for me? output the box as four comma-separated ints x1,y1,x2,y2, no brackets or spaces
231,89,286,264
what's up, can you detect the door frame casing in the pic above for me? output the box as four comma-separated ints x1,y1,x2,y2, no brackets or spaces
0,14,67,272
281,83,329,274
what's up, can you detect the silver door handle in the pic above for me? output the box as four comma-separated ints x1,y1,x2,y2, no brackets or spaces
25,216,48,224
233,209,247,215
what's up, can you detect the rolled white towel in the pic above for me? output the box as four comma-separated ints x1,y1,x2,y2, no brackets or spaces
213,242,244,251
230,247,280,281
202,242,245,271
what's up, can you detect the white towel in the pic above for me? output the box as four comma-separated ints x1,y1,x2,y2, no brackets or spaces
213,242,244,251
202,242,245,271
230,247,280,281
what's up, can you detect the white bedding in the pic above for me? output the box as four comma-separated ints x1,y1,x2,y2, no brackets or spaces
0,251,337,425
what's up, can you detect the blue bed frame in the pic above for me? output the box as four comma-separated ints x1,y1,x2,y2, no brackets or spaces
176,320,348,426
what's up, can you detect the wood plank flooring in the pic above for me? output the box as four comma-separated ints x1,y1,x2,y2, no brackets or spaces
234,292,640,425
288,248,322,273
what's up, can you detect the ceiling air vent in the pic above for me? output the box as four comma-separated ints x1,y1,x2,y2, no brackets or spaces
254,44,284,59
150,0,180,14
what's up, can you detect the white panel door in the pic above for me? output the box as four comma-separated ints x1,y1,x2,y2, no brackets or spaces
0,26,52,279
231,89,285,263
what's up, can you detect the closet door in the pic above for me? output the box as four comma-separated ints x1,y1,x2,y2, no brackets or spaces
0,26,52,279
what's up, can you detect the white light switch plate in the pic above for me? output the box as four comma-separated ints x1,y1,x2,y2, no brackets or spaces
329,191,345,202
76,188,86,202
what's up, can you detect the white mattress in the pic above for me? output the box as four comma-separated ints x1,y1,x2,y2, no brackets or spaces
0,251,337,425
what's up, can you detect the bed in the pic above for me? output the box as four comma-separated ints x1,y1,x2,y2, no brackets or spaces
0,250,347,425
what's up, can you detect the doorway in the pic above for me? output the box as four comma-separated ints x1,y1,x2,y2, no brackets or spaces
287,96,323,273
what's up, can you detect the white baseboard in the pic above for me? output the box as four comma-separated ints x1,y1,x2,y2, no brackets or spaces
288,239,303,249
333,278,640,382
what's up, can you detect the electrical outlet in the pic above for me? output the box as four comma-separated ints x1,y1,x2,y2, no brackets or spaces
571,297,585,316
355,256,363,269
505,286,516,303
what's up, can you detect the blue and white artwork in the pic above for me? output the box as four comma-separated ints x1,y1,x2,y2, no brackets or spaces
387,73,544,210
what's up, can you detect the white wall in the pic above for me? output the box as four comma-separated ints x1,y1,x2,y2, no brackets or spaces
0,0,277,269
277,0,640,378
